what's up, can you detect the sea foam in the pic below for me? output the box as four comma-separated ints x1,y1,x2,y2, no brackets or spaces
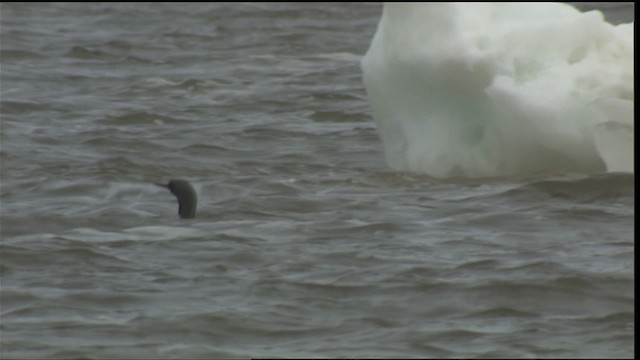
361,3,634,178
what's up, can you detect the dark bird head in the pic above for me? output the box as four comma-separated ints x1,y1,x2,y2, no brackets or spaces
155,179,197,219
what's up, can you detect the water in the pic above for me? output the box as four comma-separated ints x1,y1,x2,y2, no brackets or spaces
0,3,634,358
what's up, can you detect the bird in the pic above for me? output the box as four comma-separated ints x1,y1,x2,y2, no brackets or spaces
155,179,197,219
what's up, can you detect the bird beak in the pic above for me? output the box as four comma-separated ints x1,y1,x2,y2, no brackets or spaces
154,182,169,189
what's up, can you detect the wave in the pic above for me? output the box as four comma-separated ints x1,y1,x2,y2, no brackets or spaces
361,3,633,178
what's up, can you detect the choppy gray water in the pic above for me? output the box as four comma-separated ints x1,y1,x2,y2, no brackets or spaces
0,3,634,359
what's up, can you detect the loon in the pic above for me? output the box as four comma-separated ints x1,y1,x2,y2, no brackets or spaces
155,179,197,219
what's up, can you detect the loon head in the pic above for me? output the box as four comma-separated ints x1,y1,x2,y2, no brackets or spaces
156,179,197,219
